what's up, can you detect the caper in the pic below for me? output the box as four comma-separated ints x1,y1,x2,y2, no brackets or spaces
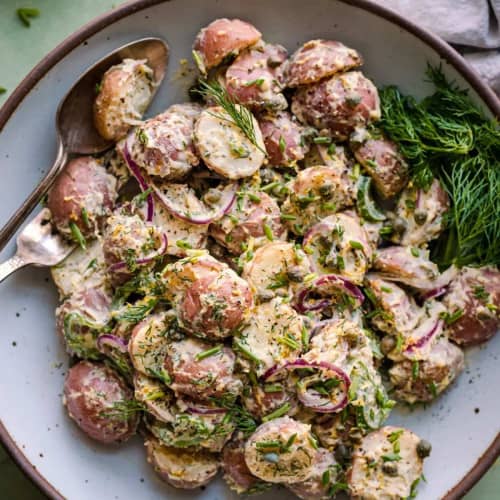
257,290,275,302
382,462,399,476
414,209,428,225
319,183,334,198
392,217,408,234
287,266,305,282
380,335,397,355
334,444,351,464
416,439,432,459
204,189,221,205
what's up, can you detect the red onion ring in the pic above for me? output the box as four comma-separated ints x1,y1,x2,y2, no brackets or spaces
289,360,350,413
404,319,444,356
108,233,168,272
294,274,364,314
420,286,447,301
97,334,129,354
152,182,236,225
122,135,155,222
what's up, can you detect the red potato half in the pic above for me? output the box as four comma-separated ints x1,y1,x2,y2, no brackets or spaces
63,361,138,444
48,156,117,240
287,448,339,500
222,439,267,494
352,134,409,198
442,266,500,346
347,426,427,499
389,338,464,403
94,58,155,141
164,337,242,400
146,438,219,489
193,18,262,72
226,42,288,110
179,265,253,339
291,71,380,140
258,110,309,167
244,416,317,483
55,286,111,360
285,39,363,87
128,102,201,180
209,190,286,254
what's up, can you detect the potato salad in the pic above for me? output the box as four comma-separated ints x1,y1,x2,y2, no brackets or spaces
48,18,500,499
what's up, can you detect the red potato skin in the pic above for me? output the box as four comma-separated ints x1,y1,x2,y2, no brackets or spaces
209,192,286,254
443,267,500,346
179,269,253,338
258,111,309,166
353,137,408,198
55,286,111,358
285,39,363,87
193,18,262,71
243,384,297,420
222,440,262,493
164,338,241,400
63,361,137,444
48,156,117,238
226,43,288,110
291,71,380,140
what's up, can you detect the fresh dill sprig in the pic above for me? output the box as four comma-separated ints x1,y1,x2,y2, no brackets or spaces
100,399,145,421
210,393,257,437
112,298,158,323
379,64,500,267
194,79,266,154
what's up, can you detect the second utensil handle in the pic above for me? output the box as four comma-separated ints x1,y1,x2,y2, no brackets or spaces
0,254,27,284
0,140,67,253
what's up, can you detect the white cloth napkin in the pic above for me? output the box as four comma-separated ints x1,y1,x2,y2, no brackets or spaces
378,0,500,94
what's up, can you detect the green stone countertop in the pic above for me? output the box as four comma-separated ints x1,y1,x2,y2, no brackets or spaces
0,1,498,498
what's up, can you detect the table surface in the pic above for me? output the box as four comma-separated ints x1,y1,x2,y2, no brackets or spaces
0,0,498,498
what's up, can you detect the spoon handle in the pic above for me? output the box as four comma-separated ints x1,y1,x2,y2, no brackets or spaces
0,140,67,253
0,254,27,284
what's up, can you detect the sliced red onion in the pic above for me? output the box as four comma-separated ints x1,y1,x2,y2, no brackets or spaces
108,233,168,272
152,182,236,225
291,360,350,413
97,334,129,354
420,286,447,301
404,319,444,356
122,135,154,222
187,405,228,415
294,274,364,314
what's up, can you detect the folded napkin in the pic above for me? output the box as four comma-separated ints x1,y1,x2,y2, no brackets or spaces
379,0,500,94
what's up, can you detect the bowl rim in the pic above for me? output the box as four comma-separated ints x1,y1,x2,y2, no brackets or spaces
0,0,498,498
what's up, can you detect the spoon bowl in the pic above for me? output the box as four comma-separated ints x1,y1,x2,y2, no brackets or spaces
0,37,169,252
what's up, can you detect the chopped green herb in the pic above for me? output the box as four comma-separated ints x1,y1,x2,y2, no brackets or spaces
382,452,401,462
313,136,331,144
280,213,297,221
473,285,489,301
412,360,420,380
262,403,292,423
244,78,265,87
136,128,148,145
81,207,91,228
69,222,86,250
365,158,378,170
0,87,6,95
350,240,364,250
17,7,40,27
176,240,193,250
263,223,274,241
428,380,438,398
195,345,222,361
247,192,261,203
411,247,420,257
263,384,283,393
279,135,286,153
381,286,392,293
439,308,464,325
233,340,262,365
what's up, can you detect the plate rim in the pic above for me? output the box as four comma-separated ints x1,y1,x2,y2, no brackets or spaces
0,0,498,498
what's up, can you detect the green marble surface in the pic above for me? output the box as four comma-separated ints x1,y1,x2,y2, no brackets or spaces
0,0,498,498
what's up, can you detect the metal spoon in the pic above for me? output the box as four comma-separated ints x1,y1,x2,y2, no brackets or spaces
0,37,169,254
0,209,74,283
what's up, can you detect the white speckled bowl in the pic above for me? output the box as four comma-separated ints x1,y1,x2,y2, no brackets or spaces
0,1,498,499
